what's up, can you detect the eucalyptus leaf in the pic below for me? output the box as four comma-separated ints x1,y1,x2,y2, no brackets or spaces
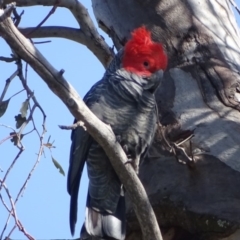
0,99,10,118
20,99,29,118
52,156,65,176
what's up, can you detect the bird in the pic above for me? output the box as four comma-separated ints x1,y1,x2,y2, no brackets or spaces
67,26,167,240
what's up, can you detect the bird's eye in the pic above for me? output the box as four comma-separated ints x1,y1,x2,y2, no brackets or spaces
143,61,149,68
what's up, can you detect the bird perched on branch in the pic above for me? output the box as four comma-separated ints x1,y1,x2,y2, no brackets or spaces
67,26,167,240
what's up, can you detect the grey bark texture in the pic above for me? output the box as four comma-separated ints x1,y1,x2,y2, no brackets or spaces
92,0,240,239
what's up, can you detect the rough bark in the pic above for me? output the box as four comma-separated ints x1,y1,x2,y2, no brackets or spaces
92,0,240,239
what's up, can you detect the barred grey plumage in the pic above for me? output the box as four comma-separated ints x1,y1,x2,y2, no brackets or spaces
67,49,164,240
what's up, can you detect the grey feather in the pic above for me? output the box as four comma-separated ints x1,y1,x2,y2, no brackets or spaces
67,50,163,239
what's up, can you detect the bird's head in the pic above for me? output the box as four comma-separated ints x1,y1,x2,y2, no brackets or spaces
122,26,167,77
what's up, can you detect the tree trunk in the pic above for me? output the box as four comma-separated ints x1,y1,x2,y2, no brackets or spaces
92,0,240,239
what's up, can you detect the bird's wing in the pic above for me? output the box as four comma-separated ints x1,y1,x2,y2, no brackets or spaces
67,79,106,235
67,124,92,235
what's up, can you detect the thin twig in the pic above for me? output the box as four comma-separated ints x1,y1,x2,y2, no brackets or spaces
25,4,58,37
0,70,19,102
229,0,240,15
6,225,17,239
0,133,16,145
33,40,51,44
9,89,25,99
23,61,46,138
12,8,24,27
0,56,17,62
0,181,19,225
0,192,11,239
0,124,17,145
0,181,35,240
15,130,46,202
59,120,86,130
17,59,47,131
0,149,24,191
1,198,13,239
0,193,10,212
0,123,15,132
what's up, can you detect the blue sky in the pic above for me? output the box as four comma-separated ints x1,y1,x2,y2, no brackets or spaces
0,1,240,239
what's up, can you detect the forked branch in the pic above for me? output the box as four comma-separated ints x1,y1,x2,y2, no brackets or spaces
3,0,114,67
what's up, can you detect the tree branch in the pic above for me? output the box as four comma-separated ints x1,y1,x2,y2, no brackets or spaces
3,0,114,68
0,11,163,240
229,0,240,15
20,26,86,45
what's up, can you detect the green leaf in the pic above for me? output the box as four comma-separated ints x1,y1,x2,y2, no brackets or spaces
52,156,65,176
20,99,29,118
15,114,26,129
0,99,10,118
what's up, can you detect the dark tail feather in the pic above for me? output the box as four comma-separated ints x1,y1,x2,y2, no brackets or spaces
81,194,126,240
70,185,80,236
